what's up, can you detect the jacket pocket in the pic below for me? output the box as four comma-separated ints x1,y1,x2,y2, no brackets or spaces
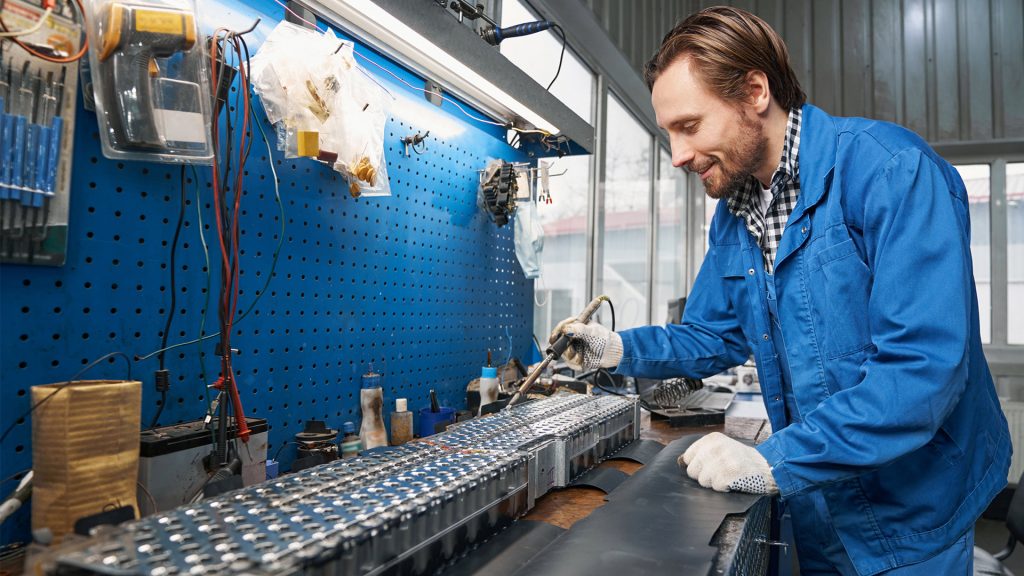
810,238,873,358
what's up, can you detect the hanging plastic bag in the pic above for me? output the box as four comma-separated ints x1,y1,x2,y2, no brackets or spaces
250,21,391,197
515,198,544,279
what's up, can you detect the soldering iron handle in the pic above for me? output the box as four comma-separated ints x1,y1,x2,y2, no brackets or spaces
545,334,571,358
545,295,607,359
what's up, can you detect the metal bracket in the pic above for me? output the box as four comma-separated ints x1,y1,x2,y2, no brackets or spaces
424,79,443,107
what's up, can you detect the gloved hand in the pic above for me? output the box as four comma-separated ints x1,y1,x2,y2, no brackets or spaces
548,317,623,372
678,432,779,495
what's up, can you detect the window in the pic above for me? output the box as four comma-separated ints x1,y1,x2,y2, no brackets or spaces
1009,163,1024,345
956,164,991,344
653,148,687,323
532,155,592,340
499,1,596,341
499,0,593,123
599,94,652,330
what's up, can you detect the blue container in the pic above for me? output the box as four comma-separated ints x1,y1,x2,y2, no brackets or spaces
418,406,456,438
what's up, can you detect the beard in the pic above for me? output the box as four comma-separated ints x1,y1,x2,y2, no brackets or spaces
696,111,769,200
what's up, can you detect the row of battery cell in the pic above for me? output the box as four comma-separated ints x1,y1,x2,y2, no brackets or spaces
52,394,639,575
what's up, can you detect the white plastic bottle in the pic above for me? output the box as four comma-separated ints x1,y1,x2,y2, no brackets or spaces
359,367,388,449
478,366,499,415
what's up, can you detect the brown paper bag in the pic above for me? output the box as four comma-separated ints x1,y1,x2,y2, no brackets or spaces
31,379,142,542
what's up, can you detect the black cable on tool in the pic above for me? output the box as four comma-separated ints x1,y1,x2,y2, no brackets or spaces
0,351,133,444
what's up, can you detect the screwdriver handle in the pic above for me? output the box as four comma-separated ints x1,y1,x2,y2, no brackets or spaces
44,116,62,195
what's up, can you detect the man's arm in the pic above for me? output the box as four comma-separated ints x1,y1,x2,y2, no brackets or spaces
756,147,973,497
615,245,751,380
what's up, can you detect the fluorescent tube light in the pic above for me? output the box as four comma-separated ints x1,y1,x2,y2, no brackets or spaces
298,0,560,135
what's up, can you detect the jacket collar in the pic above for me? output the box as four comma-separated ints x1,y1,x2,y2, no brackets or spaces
791,104,838,220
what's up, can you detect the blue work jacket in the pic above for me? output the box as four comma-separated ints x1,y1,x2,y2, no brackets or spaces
617,104,1011,575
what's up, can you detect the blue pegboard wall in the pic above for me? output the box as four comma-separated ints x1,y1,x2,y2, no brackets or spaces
0,0,533,544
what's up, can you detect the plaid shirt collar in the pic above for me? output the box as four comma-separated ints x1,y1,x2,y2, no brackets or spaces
726,107,802,274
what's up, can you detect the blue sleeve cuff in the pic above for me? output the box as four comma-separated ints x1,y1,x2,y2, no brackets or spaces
756,436,802,499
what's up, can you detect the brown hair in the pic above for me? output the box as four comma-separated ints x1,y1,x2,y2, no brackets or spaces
643,6,806,110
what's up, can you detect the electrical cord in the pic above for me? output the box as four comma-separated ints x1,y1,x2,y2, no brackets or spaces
209,24,259,445
136,480,158,516
0,351,133,445
0,469,30,488
191,165,213,420
133,107,285,364
545,23,566,91
273,441,302,462
0,0,88,63
148,166,188,430
0,7,51,37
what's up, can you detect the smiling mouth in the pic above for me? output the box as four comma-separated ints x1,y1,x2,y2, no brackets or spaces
698,163,715,180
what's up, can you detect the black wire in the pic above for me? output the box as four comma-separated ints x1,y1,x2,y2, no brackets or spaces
545,23,566,91
0,468,31,488
0,352,133,445
148,390,167,431
606,298,616,331
157,166,187,371
593,368,654,411
273,441,302,462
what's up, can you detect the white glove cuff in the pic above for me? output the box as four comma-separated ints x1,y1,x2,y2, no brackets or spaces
602,331,623,368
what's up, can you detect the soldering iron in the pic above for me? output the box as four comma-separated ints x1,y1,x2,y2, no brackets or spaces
506,295,612,409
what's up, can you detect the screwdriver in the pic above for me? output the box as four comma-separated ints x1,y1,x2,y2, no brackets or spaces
505,295,611,409
0,54,8,250
36,66,64,246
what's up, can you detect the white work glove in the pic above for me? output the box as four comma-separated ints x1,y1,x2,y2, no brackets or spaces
679,432,779,495
549,317,623,372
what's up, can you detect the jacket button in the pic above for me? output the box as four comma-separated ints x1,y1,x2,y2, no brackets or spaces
801,226,807,234
748,268,755,275
774,396,781,401
762,334,769,341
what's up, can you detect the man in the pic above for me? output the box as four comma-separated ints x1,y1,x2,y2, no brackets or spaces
551,6,1010,575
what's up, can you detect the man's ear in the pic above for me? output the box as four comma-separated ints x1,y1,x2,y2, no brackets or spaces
744,70,772,115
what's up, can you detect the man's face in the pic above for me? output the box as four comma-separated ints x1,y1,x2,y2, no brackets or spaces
652,58,768,199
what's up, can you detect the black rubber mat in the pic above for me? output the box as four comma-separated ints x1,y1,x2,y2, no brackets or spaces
568,467,630,493
606,438,664,465
510,434,768,576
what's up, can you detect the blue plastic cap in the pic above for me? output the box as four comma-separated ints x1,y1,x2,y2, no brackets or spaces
481,366,498,378
361,371,382,389
343,421,356,434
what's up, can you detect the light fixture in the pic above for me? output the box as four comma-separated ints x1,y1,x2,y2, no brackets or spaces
295,0,561,135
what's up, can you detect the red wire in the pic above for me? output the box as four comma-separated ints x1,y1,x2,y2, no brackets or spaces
208,30,251,443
